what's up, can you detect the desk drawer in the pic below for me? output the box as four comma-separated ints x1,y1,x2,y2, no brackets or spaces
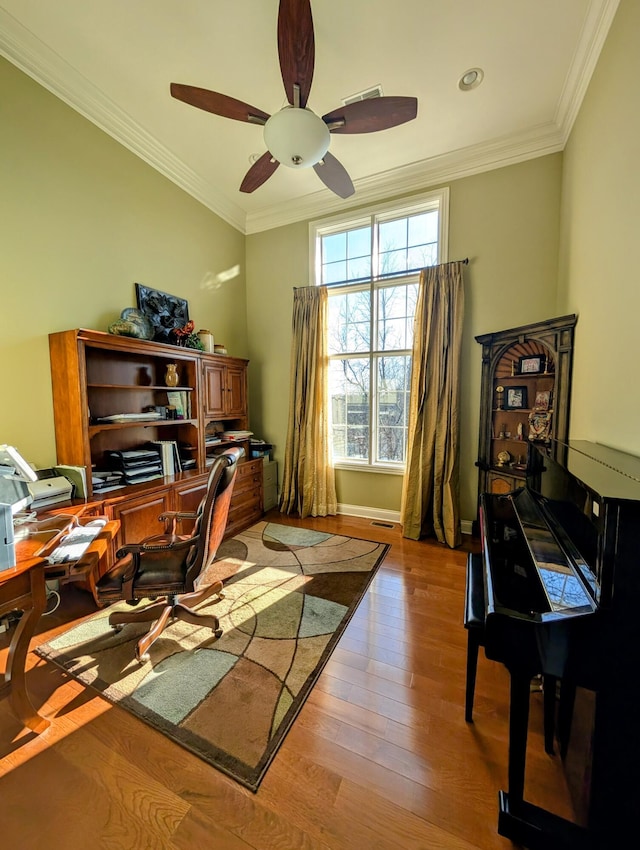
226,495,262,539
234,460,263,492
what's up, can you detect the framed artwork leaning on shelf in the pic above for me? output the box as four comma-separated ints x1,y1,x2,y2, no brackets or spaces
518,354,545,374
534,390,551,411
136,283,189,344
504,386,528,410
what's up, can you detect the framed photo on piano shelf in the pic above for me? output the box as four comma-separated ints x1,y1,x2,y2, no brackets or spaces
504,386,528,409
518,354,545,374
534,390,551,410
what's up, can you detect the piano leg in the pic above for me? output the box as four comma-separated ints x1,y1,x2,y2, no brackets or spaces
498,669,589,849
544,675,557,755
506,669,531,810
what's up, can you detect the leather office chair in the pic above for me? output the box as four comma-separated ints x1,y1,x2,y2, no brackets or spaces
96,447,242,661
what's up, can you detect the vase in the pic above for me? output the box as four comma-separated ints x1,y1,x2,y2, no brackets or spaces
165,363,179,387
197,329,214,353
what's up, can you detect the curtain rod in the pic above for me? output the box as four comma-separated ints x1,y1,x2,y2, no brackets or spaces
294,258,469,289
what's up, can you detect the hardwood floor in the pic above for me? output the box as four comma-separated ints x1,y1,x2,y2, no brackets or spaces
0,511,576,849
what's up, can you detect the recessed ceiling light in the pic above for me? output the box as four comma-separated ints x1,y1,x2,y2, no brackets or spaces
458,68,484,91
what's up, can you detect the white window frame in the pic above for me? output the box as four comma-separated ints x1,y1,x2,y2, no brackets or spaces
309,188,450,473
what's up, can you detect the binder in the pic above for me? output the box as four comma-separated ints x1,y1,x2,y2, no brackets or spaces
150,441,182,476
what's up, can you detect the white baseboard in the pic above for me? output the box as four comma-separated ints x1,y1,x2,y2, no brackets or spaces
336,503,401,525
337,503,476,538
460,519,474,536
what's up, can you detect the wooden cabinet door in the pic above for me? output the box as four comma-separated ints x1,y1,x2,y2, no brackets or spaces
173,476,208,535
225,364,247,417
109,488,172,548
202,361,225,417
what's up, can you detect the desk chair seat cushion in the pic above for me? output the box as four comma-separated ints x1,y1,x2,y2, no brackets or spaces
96,536,193,601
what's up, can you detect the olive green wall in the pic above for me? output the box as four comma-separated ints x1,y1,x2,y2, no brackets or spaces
5,0,632,529
558,0,639,456
246,154,562,523
0,57,247,469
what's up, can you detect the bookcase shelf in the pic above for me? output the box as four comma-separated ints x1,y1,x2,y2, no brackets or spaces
48,329,263,547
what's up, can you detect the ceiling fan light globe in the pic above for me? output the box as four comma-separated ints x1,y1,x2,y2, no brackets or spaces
264,107,330,168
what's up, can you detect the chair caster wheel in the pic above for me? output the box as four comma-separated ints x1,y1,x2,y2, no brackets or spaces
214,629,223,639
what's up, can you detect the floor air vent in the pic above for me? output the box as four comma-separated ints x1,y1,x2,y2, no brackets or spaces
371,521,394,528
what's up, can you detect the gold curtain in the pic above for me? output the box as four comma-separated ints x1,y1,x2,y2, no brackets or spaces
401,261,465,547
280,285,337,518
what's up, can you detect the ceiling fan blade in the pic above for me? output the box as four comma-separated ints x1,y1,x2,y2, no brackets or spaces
240,152,280,193
322,96,418,134
278,0,315,107
170,83,270,124
313,152,354,199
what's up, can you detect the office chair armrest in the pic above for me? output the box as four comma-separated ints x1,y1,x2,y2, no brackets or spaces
159,510,198,534
159,511,198,521
114,542,147,559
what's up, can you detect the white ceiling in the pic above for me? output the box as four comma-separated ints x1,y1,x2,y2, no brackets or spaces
0,0,619,234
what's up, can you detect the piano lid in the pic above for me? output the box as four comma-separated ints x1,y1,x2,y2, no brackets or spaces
564,440,640,503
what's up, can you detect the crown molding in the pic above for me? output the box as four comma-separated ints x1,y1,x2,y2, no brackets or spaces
0,8,247,233
245,122,566,233
1,1,619,237
554,0,620,142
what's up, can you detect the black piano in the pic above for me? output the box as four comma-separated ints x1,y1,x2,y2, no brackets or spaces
479,439,640,850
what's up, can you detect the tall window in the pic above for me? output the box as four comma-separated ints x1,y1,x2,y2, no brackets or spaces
310,189,449,472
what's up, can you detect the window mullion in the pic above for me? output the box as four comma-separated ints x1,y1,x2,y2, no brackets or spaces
369,281,376,466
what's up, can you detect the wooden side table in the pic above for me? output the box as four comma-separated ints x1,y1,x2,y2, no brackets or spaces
1,507,120,733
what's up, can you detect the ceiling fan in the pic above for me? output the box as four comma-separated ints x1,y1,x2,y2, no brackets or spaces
170,0,418,199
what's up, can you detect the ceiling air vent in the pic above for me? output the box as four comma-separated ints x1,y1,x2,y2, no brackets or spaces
342,85,384,106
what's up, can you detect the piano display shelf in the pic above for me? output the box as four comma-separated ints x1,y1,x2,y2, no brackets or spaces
475,315,576,503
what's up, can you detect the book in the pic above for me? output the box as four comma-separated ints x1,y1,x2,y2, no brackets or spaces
166,392,190,419
54,464,88,499
221,430,253,440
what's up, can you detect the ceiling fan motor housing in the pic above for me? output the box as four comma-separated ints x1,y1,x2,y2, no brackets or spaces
264,106,330,167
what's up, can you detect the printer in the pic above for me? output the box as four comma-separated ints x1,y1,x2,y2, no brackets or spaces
0,445,73,512
27,471,73,508
0,476,32,571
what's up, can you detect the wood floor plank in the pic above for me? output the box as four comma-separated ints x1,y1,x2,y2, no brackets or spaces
0,512,579,849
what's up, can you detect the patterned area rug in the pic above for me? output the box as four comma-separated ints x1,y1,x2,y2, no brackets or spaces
36,521,389,791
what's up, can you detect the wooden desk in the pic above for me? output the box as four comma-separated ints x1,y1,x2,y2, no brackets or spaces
1,510,119,733
0,557,49,733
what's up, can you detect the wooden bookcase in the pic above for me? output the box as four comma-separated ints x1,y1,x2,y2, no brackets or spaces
48,328,262,547
475,314,577,503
